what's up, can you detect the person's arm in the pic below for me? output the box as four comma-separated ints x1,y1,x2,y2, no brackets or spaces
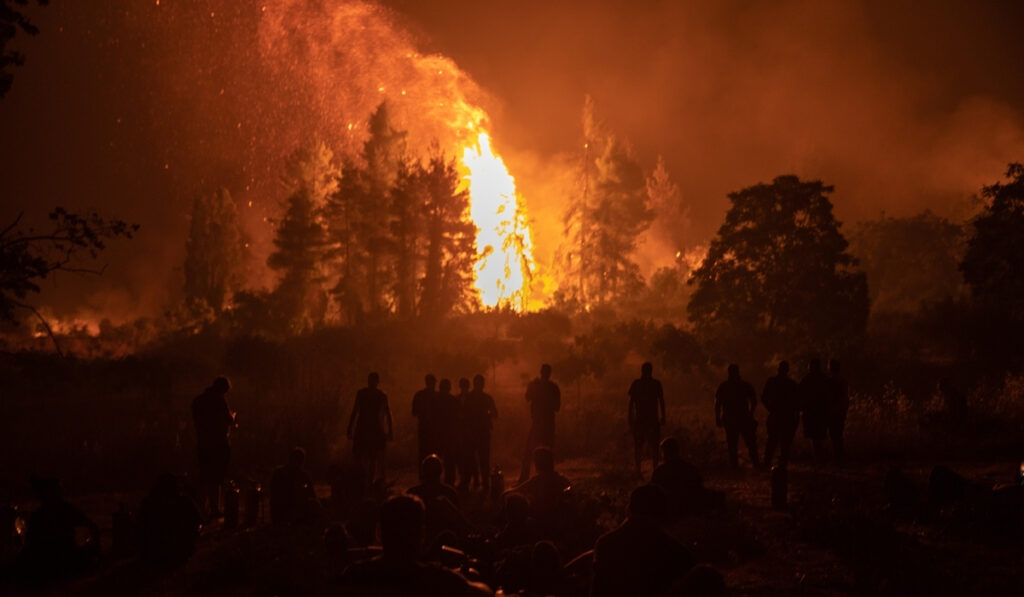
383,395,393,440
628,393,637,429
553,384,561,412
347,396,359,439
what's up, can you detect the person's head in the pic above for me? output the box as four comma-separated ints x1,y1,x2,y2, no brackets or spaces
628,484,668,522
531,540,563,581
727,364,740,380
829,359,841,375
211,376,231,394
505,493,530,523
368,372,380,388
379,495,425,561
424,374,436,389
540,363,552,380
288,446,306,468
533,446,555,475
641,362,653,379
473,374,485,391
420,454,443,483
660,437,681,462
809,358,821,374
31,477,64,505
778,360,790,377
439,378,452,394
458,377,470,393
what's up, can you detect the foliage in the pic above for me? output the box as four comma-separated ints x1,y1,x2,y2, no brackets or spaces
268,190,329,333
848,211,965,314
961,163,1024,324
0,0,47,99
183,187,247,313
645,155,691,254
0,208,136,352
688,175,868,362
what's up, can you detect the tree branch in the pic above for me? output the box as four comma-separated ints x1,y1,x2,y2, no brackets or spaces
12,299,64,358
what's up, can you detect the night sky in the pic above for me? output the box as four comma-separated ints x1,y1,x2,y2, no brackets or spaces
2,0,1023,320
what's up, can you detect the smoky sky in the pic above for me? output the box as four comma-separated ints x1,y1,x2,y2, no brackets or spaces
1,0,1023,321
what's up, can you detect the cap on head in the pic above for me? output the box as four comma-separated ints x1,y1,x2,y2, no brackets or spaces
641,362,653,377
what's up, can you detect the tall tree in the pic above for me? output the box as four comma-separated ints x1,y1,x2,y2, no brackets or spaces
418,154,478,318
183,187,246,314
646,155,691,254
268,141,338,332
688,175,867,361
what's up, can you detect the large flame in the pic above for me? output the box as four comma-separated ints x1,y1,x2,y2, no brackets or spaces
461,131,534,308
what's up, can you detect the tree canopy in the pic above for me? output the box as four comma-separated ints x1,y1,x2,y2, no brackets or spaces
688,175,867,362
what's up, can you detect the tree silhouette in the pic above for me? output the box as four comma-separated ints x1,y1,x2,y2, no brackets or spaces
0,208,136,353
1,0,47,99
418,153,478,318
688,175,867,361
183,188,246,314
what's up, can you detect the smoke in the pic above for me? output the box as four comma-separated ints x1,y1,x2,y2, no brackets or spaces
1,0,1022,322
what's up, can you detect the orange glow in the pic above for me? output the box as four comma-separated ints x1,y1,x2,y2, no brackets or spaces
460,132,534,308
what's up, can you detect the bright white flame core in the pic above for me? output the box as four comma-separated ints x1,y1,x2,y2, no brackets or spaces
461,132,534,308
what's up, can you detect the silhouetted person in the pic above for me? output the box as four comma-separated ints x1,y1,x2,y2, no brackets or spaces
191,376,234,516
519,363,561,483
762,360,800,467
629,362,666,478
136,473,202,568
799,359,829,460
591,484,694,597
19,477,100,579
436,379,461,486
497,493,539,548
347,372,393,486
506,446,570,521
461,374,498,490
714,364,760,469
412,374,440,463
338,495,491,596
651,437,704,515
827,359,849,462
527,540,569,596
407,455,469,542
270,447,319,524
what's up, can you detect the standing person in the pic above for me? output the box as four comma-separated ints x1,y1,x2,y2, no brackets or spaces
411,374,439,464
628,362,666,479
762,361,800,468
799,359,829,461
436,379,461,486
827,359,849,463
347,372,393,486
714,364,760,469
519,364,561,483
192,376,235,517
462,374,498,490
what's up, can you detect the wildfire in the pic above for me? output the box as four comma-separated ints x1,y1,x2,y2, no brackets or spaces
461,132,534,308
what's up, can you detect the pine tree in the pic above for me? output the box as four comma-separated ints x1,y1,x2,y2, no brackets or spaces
183,187,246,313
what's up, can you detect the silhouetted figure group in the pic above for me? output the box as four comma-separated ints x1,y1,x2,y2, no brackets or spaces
716,359,849,470
412,372,499,490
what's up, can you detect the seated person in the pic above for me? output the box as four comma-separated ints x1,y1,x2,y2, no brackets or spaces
137,473,203,567
651,437,706,515
407,455,470,541
338,495,491,596
495,493,538,549
270,447,321,524
504,447,570,521
591,484,694,597
19,477,100,579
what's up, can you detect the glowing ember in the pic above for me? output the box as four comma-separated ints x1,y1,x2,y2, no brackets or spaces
461,132,534,308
